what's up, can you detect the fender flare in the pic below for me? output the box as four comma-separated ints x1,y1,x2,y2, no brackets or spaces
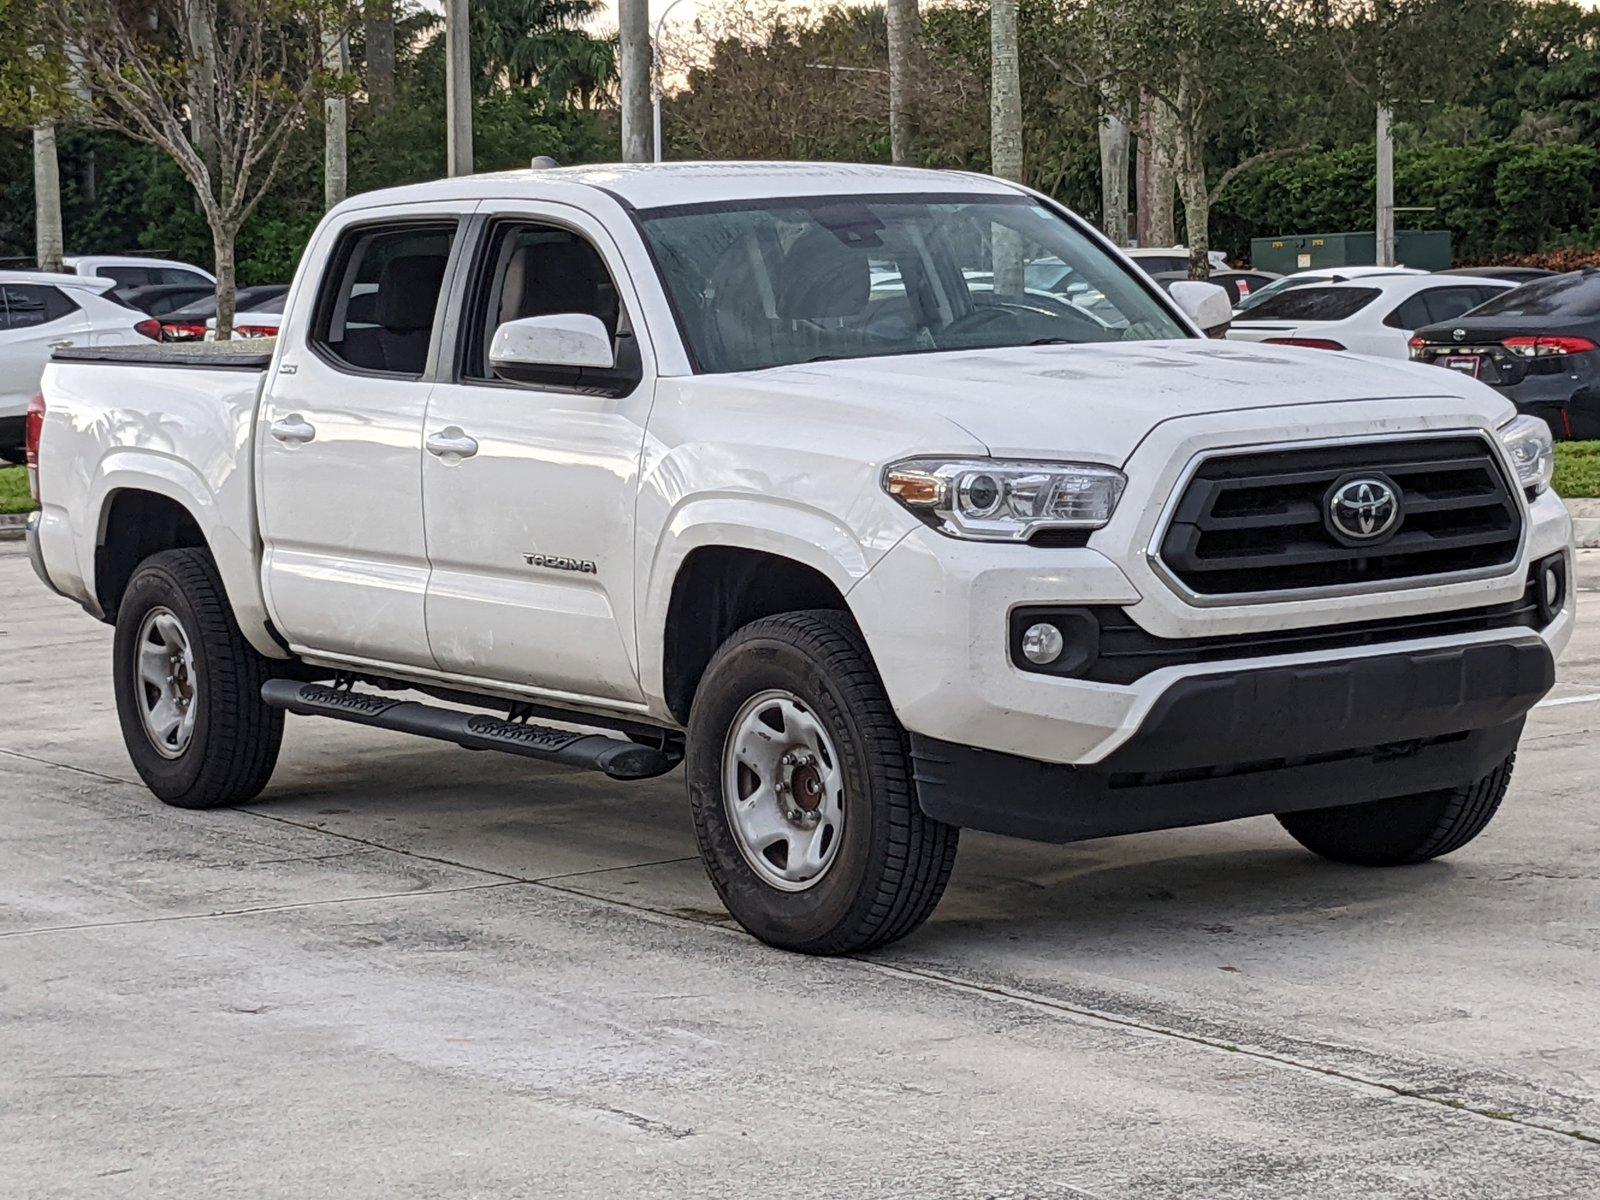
86,451,284,659
638,496,886,705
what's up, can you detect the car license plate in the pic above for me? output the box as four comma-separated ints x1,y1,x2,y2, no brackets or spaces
1443,355,1482,378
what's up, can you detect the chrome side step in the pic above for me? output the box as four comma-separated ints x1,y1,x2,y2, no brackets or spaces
260,680,679,780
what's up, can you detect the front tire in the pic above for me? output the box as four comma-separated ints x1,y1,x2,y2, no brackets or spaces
112,548,284,809
686,610,958,954
1277,755,1514,867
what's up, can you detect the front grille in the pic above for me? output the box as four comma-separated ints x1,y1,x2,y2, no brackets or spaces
1157,437,1522,596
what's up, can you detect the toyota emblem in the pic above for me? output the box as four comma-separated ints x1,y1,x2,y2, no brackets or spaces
1453,328,1467,341
1326,476,1402,545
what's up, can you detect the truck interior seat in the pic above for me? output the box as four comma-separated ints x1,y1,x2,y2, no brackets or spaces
336,254,447,374
506,238,619,337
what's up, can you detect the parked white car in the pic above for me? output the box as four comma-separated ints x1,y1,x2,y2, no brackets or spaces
1126,246,1232,275
203,291,287,340
0,271,159,461
62,255,215,292
25,164,1573,954
1227,273,1516,358
1233,265,1426,314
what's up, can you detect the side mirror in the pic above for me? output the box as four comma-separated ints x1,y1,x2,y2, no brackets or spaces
490,313,615,383
1168,280,1233,338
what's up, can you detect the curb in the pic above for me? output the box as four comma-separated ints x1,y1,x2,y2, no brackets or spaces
0,513,27,542
1568,500,1600,549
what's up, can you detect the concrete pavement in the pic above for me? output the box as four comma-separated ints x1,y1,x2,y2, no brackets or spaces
4,542,1600,1198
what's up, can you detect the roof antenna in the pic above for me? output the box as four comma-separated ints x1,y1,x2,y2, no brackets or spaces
530,155,560,170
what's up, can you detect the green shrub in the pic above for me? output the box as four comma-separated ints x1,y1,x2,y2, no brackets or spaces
1555,441,1600,498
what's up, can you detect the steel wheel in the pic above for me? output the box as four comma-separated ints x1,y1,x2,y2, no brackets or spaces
134,606,198,759
722,688,846,892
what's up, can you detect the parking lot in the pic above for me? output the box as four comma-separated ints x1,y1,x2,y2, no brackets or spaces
4,538,1600,1198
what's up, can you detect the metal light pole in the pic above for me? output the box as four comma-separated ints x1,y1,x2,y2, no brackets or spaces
651,0,695,162
1376,103,1395,268
444,0,473,176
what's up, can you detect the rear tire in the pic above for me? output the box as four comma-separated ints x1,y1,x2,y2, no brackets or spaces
1277,755,1513,866
112,548,284,809
685,610,958,954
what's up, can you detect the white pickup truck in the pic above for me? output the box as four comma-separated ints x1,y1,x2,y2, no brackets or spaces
25,162,1573,954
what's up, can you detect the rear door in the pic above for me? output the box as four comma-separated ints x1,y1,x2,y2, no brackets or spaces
419,206,654,704
256,207,467,669
0,285,91,415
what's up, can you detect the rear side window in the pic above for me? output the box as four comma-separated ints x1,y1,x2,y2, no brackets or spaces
153,267,211,287
312,222,456,376
99,267,153,289
0,285,81,329
1242,287,1379,321
1467,271,1600,320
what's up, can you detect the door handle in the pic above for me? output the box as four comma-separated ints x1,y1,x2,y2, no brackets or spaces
48,339,74,350
425,427,479,460
269,414,316,445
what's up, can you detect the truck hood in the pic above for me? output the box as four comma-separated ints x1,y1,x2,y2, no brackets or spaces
736,339,1487,464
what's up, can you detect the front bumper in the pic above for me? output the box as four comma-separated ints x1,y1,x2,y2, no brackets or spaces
850,493,1573,768
910,637,1552,842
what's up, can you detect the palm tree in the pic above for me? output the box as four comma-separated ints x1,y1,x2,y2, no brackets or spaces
472,0,617,107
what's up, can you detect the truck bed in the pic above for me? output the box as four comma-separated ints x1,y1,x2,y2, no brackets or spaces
53,340,274,371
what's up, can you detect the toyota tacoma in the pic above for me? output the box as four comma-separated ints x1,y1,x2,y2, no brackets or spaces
24,162,1573,953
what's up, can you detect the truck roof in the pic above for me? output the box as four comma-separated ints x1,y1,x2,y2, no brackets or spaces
333,161,1024,215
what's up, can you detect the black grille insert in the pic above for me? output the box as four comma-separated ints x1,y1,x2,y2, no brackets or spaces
1158,437,1522,595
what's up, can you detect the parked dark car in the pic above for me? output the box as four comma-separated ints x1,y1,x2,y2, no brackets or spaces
1439,267,1558,284
115,283,216,317
1411,269,1600,439
159,284,289,341
1151,269,1282,307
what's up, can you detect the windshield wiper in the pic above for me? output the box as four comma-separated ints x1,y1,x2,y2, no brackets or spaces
1028,337,1075,346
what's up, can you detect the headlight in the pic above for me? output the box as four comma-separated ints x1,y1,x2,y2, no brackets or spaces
1498,414,1555,495
883,457,1126,541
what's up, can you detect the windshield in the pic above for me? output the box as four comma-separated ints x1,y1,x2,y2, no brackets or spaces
1238,287,1379,322
1466,271,1600,320
640,193,1187,374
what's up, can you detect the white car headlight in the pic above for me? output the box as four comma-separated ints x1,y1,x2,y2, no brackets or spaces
883,457,1126,541
1498,414,1555,495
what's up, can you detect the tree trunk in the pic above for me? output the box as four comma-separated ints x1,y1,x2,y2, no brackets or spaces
212,228,237,342
188,0,218,180
1145,93,1177,247
34,121,64,273
325,33,349,209
1098,96,1131,246
886,0,921,166
618,0,651,162
989,0,1023,293
989,0,1022,183
365,0,395,113
1176,133,1211,280
444,0,474,175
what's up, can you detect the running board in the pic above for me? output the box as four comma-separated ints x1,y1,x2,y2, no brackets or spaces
260,680,679,780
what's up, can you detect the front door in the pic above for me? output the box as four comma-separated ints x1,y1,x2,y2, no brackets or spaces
257,212,463,669
420,211,654,705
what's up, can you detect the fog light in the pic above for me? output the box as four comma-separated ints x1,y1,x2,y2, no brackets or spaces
1021,622,1065,666
1536,554,1566,624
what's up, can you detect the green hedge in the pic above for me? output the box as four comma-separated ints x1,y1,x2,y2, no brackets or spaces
1555,441,1600,499
1213,141,1600,266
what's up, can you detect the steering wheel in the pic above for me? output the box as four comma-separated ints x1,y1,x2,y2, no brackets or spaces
939,305,1019,338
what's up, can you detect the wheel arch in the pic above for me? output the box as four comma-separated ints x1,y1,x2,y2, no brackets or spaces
656,541,858,726
89,460,285,659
